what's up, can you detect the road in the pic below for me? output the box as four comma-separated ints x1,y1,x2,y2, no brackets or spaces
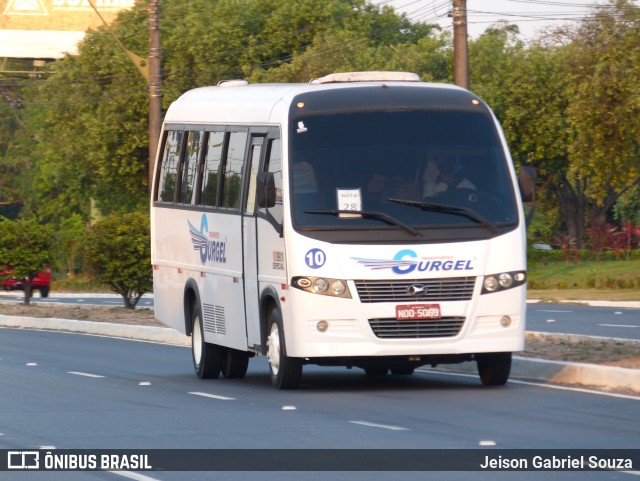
526,303,640,340
3,293,638,340
1,328,638,481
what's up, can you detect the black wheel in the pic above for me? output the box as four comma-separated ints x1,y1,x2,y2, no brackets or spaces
477,352,512,386
191,305,224,379
390,366,415,376
266,308,302,389
364,368,388,376
222,348,249,379
39,286,50,298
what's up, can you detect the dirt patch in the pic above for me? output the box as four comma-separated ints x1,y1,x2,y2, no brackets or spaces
0,301,163,327
1,301,639,369
523,335,640,369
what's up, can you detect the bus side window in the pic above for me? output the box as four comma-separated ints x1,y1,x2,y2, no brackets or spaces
264,138,283,224
200,131,225,207
178,131,203,205
158,130,183,203
220,131,248,210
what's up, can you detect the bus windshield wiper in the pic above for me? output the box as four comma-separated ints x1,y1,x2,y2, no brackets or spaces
387,198,500,234
304,209,422,237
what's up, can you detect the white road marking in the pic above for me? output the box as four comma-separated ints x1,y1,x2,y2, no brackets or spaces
349,420,409,431
110,471,162,481
478,440,496,446
599,324,638,329
281,405,297,410
68,371,105,378
139,381,151,386
26,362,37,366
538,309,572,313
189,391,235,401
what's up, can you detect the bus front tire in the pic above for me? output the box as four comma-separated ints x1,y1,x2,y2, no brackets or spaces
191,305,224,379
476,352,512,386
267,309,302,390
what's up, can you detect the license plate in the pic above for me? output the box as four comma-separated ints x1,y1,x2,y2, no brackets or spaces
395,304,441,320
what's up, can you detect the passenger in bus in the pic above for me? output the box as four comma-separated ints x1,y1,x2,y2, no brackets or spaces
422,154,475,198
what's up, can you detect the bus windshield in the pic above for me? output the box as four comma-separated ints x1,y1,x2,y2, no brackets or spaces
289,110,518,241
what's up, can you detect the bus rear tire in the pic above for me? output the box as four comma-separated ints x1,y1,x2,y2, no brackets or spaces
222,348,249,379
192,305,223,379
267,309,302,389
476,352,511,386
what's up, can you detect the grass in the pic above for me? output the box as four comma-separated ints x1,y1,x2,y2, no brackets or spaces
527,257,640,301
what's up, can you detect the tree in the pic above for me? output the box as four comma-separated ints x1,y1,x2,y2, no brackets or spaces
83,212,152,308
57,214,86,277
0,217,53,305
563,0,640,233
9,0,442,232
476,0,640,248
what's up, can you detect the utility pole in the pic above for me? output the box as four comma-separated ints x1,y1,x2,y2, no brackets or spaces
148,0,162,190
452,0,469,89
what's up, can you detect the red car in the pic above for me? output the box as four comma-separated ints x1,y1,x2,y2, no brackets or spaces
1,267,51,298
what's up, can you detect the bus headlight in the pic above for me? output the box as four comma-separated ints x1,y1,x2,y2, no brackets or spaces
313,278,329,293
292,276,352,299
481,271,526,294
498,273,514,288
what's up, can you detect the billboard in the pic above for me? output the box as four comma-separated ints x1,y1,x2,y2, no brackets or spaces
1,0,135,58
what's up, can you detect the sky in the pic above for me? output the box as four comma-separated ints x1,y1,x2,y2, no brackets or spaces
386,0,638,40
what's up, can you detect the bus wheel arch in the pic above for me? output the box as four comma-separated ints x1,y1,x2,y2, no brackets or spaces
265,305,302,390
183,280,200,336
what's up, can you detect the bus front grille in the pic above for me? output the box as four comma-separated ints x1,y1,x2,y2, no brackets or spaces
368,317,465,338
354,277,475,303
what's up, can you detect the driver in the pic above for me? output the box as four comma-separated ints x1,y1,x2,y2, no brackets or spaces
422,154,475,197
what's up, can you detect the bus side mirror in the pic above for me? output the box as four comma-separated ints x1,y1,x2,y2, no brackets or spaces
518,166,536,203
256,172,276,208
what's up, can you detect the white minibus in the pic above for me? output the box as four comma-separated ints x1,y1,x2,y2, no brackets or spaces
150,72,531,389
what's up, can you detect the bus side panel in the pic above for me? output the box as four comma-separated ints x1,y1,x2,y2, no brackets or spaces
152,207,248,350
152,265,187,334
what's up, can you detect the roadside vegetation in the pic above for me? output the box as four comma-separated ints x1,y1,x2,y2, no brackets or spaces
0,0,638,302
528,255,640,302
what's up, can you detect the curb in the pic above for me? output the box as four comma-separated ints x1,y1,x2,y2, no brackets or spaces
1,314,638,395
0,314,189,347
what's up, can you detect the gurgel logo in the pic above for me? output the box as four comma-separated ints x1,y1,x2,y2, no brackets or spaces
392,249,418,274
352,249,474,275
188,214,227,266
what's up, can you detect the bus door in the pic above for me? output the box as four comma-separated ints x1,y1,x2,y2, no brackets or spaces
242,134,264,349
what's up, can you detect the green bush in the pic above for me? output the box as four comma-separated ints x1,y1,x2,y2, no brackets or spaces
83,211,151,308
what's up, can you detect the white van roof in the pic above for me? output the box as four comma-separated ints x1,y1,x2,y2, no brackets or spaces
163,72,469,125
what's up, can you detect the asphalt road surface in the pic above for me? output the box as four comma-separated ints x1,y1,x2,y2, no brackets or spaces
526,303,640,340
1,328,638,481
